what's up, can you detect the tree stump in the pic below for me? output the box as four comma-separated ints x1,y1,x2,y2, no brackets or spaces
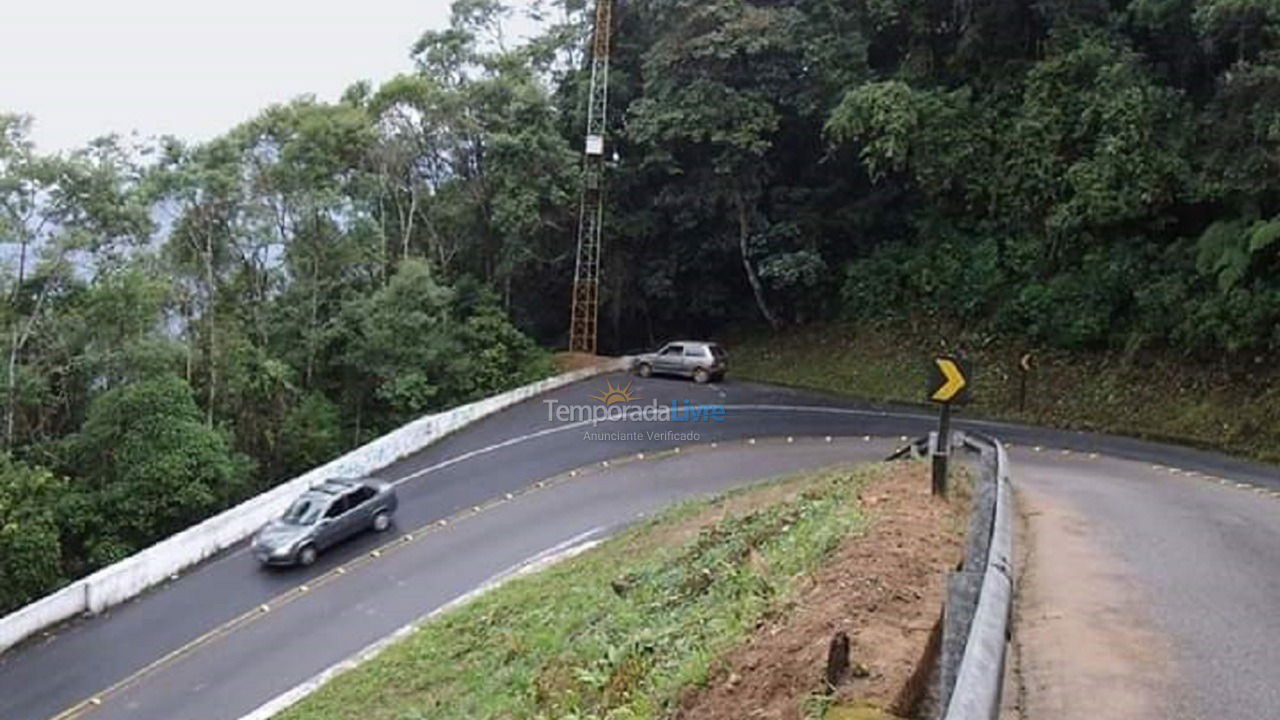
825,630,851,693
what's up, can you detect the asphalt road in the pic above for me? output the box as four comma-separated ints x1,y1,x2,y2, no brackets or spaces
1,371,1277,720
1014,451,1280,720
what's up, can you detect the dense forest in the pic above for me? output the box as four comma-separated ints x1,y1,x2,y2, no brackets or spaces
3,0,1279,611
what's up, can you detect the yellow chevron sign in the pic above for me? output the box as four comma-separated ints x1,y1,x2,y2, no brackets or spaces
928,357,970,404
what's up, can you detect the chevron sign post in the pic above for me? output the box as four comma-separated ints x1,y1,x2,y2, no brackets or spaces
926,356,971,496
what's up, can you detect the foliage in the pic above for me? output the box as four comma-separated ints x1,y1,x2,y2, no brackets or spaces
0,454,65,609
56,375,253,565
281,392,343,477
6,0,1280,610
729,323,1280,466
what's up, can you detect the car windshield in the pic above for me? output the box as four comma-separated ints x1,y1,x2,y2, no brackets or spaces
281,496,322,526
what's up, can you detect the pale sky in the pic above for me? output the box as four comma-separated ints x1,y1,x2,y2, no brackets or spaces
0,1,539,153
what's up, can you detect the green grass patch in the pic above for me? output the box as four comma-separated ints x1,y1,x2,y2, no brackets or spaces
726,322,1280,465
278,464,880,720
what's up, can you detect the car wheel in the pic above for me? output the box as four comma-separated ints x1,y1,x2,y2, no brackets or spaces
693,367,710,384
372,511,392,532
637,362,653,378
296,545,317,567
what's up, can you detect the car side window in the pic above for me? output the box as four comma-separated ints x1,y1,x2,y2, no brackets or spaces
324,496,347,519
684,346,706,357
350,486,376,506
663,344,683,356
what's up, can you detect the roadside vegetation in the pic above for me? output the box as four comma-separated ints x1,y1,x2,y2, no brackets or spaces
729,323,1280,465
6,0,1280,610
277,465,880,720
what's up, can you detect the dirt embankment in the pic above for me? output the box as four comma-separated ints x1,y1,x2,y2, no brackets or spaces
675,462,965,720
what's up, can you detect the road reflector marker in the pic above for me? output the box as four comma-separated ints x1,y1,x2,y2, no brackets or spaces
505,492,514,500
336,566,347,574
1237,483,1250,489
786,436,794,443
90,698,102,706
863,435,871,442
403,534,413,541
826,436,833,443
1034,446,1043,452
370,550,382,558
900,435,908,442
637,452,645,459
299,585,309,593
1089,453,1099,459
259,604,270,613
674,446,681,453
1061,449,1071,455
711,442,718,448
748,438,756,445
601,460,610,467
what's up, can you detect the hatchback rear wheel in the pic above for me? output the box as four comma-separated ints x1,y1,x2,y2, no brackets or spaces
372,511,392,532
693,367,710,384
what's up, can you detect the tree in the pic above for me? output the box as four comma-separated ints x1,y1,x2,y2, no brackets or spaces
0,453,65,610
627,0,814,329
60,375,252,563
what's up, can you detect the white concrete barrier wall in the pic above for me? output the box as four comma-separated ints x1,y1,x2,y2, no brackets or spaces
0,359,628,655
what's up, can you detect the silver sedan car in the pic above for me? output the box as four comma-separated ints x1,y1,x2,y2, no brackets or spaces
632,341,727,383
252,478,398,566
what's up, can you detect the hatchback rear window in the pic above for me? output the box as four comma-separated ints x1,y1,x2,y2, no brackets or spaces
709,345,726,358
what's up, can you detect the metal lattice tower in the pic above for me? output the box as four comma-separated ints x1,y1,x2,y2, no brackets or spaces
568,0,614,355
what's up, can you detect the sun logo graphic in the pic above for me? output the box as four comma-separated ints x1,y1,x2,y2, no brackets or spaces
590,379,641,406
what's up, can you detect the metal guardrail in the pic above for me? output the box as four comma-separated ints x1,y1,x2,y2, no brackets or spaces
939,432,1014,720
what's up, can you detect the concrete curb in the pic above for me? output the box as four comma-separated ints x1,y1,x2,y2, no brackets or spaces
0,359,627,656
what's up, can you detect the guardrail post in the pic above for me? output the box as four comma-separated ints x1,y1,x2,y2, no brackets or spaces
932,404,952,496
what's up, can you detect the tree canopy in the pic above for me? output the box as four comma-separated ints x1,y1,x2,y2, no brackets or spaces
4,0,1280,611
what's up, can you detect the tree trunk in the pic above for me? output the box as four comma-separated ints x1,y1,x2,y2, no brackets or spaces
5,328,19,448
204,232,217,428
307,253,319,386
4,239,28,448
733,184,781,330
403,190,418,260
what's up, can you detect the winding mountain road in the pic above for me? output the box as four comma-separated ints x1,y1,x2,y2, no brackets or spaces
0,372,1276,720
